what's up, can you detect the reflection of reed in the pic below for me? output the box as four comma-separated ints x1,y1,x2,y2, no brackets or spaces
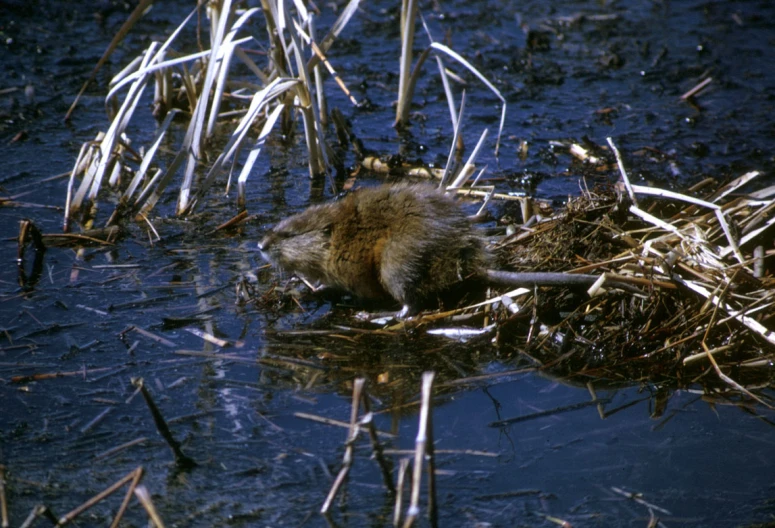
132,377,196,469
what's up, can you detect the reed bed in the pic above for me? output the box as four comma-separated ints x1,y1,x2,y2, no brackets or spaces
64,0,361,230
61,0,502,234
488,161,775,397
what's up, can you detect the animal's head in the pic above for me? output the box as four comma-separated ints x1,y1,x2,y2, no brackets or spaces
258,204,335,282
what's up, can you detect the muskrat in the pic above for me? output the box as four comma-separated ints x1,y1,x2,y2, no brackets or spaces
259,183,638,316
259,184,486,316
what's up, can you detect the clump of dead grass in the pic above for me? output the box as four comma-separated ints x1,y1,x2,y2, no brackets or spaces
493,169,775,398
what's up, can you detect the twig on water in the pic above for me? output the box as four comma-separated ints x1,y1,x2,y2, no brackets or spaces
94,437,149,461
80,407,114,435
211,210,249,233
294,412,395,438
11,366,119,384
488,398,612,427
384,449,497,457
680,77,712,101
108,468,145,528
56,467,143,527
121,326,178,348
610,486,671,515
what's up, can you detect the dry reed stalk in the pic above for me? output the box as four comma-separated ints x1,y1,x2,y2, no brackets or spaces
123,326,177,348
448,128,487,190
393,458,410,527
680,77,713,100
321,378,365,513
109,468,144,528
301,26,360,107
395,7,506,155
607,136,637,205
10,366,118,384
358,383,396,495
133,485,165,528
65,0,367,227
440,89,466,187
94,438,149,461
396,0,419,126
0,464,7,528
402,371,437,528
56,467,143,527
696,278,772,409
294,412,395,438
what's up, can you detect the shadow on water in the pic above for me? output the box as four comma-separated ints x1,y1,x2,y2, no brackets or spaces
2,0,775,526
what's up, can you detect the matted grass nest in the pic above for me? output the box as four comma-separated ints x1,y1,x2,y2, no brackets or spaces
492,171,775,396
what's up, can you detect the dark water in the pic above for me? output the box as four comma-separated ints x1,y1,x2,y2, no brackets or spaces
1,0,775,526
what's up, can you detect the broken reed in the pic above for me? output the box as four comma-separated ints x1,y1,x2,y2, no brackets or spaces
320,374,439,527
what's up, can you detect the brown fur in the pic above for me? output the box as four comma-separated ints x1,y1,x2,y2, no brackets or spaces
259,184,486,314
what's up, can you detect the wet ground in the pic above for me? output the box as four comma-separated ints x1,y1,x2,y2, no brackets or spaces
2,0,775,526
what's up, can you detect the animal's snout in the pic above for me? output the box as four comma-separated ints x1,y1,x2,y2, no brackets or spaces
257,231,275,251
